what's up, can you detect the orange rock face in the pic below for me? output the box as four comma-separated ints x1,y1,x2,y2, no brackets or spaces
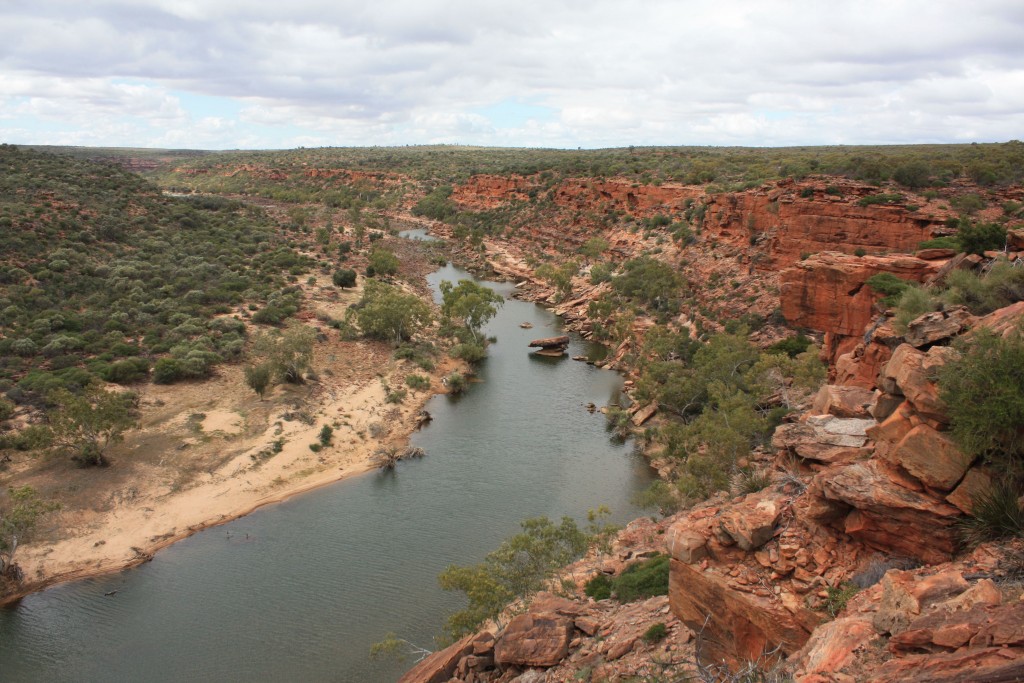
704,184,939,270
780,252,938,338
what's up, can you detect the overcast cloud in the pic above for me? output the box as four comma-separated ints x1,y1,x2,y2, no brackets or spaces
1,0,1022,149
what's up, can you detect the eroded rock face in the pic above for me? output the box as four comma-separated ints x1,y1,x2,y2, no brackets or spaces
809,461,960,563
885,424,973,491
773,415,874,464
904,307,974,348
670,559,818,665
717,490,786,551
810,385,875,419
779,252,938,339
879,344,956,424
493,612,573,668
398,633,477,683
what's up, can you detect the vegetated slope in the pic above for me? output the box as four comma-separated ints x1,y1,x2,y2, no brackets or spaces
0,144,312,405
146,140,1024,189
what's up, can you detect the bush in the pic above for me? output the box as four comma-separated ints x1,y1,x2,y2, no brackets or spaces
956,482,1024,547
445,372,466,395
612,554,671,602
823,583,860,618
584,573,613,600
918,236,959,251
642,622,668,644
451,342,487,364
938,330,1024,470
866,273,913,307
957,221,1006,255
766,334,812,358
366,249,399,277
318,424,333,446
152,357,185,384
405,374,430,391
332,268,357,288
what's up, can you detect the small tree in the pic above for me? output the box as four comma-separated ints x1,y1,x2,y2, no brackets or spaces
332,268,357,289
939,329,1024,475
366,249,399,278
437,516,591,641
1,486,60,579
354,281,432,345
253,325,317,384
46,386,138,466
439,279,504,342
244,363,273,399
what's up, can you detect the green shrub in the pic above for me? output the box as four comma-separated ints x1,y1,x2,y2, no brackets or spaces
823,583,860,618
893,286,938,332
152,357,185,384
866,273,913,307
332,268,357,288
366,249,399,277
938,330,1024,470
951,193,986,214
642,622,668,644
957,221,1006,255
918,236,959,250
584,573,612,600
451,342,487,364
318,424,333,446
445,372,466,394
405,374,430,390
767,334,812,358
955,482,1024,547
612,554,670,602
857,193,903,207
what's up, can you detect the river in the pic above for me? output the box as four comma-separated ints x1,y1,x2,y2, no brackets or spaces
0,259,655,682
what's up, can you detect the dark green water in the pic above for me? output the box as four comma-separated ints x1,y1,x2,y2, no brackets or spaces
0,265,654,682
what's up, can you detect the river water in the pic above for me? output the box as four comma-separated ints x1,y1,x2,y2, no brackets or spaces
0,261,654,682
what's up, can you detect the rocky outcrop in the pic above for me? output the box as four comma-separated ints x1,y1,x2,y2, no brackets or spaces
494,612,573,668
791,547,1024,683
779,252,938,339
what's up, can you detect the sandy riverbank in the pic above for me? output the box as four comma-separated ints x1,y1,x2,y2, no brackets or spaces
3,272,461,606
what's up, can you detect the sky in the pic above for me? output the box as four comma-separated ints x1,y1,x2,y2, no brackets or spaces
1,0,1023,150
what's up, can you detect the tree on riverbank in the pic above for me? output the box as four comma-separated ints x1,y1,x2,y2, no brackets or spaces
252,324,317,385
0,487,60,580
439,279,503,343
353,281,432,345
46,386,139,466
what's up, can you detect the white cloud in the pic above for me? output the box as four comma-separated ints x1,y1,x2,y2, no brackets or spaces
0,0,1021,148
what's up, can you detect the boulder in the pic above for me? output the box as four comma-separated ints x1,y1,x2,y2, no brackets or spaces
872,647,1024,683
945,467,994,515
885,424,973,491
810,385,875,419
833,338,894,390
398,633,476,683
976,301,1024,338
868,391,904,422
772,418,872,464
873,569,969,635
718,490,787,551
669,559,820,665
630,401,658,427
879,344,955,423
790,616,879,680
666,526,709,564
865,402,915,459
914,248,957,260
528,335,570,349
903,307,974,348
810,461,961,563
494,612,573,668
